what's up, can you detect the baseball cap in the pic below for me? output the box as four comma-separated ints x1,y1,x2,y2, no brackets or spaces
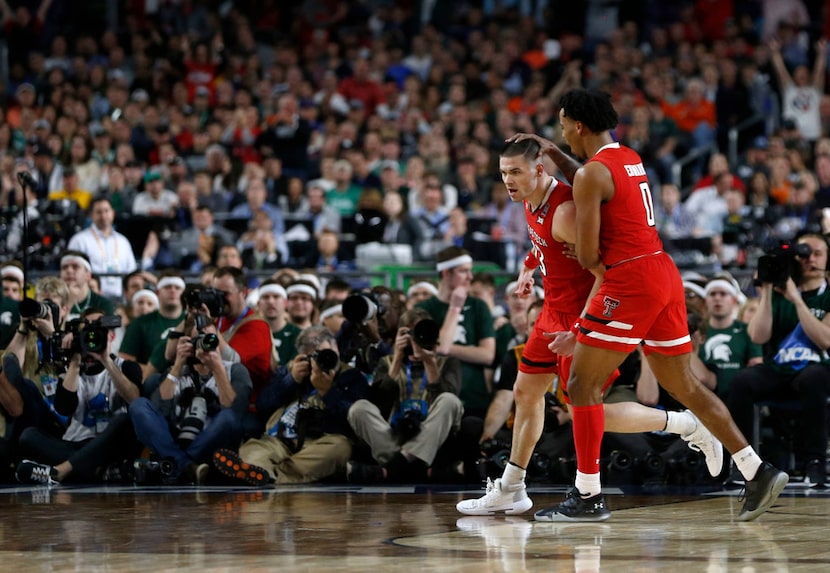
143,168,162,182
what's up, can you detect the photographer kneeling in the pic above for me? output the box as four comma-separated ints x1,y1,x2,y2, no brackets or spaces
2,278,74,473
346,308,463,483
728,232,830,485
16,309,142,484
213,326,368,486
129,315,252,484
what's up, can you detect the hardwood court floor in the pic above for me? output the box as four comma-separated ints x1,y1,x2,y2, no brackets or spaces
0,481,828,572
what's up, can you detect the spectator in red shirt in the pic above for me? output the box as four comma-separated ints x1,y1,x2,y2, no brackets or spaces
692,152,747,194
662,77,717,153
212,266,274,434
337,57,386,116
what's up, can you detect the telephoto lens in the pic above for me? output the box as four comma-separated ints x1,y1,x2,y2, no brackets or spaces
342,294,378,324
311,348,339,372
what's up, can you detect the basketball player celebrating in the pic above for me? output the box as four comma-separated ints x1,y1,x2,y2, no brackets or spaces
530,88,786,522
457,136,725,517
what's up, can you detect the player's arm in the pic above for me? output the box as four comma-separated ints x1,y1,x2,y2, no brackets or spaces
573,163,612,272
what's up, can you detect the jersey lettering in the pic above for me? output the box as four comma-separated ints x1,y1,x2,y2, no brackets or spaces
639,182,656,227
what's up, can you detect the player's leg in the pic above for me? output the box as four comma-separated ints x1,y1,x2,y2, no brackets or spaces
456,329,556,516
603,400,722,477
646,346,788,521
535,342,626,522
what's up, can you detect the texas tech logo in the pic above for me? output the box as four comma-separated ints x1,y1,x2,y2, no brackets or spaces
602,296,620,317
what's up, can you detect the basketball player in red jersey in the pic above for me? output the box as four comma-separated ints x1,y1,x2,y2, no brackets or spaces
527,88,787,523
457,137,724,517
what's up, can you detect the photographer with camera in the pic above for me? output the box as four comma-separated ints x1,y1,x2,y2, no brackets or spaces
162,267,272,435
338,286,405,376
1,278,74,475
129,313,252,485
346,307,463,483
727,232,830,485
213,326,368,486
15,309,142,485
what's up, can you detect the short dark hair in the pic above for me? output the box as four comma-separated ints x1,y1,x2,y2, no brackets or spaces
500,139,540,162
214,266,246,291
559,88,618,133
122,270,146,292
89,196,113,212
471,272,495,288
325,277,351,295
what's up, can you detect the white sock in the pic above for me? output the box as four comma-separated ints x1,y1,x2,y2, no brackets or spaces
574,471,602,498
733,446,763,481
665,410,696,436
502,462,526,489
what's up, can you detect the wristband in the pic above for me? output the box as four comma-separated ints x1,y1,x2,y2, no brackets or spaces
166,373,179,383
524,249,540,270
17,328,29,335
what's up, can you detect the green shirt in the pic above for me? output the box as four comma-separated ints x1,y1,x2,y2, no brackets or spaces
0,295,19,350
417,295,494,413
120,310,186,364
326,184,363,216
70,290,115,318
698,320,762,399
273,322,301,366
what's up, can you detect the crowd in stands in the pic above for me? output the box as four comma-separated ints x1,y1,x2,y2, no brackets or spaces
0,0,830,488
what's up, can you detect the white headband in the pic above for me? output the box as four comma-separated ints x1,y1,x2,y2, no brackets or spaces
407,281,438,297
132,289,159,307
286,284,318,299
505,281,519,295
683,281,707,299
157,276,186,290
318,304,343,322
298,273,322,295
61,255,92,272
705,279,738,298
1,265,24,284
259,284,288,299
436,254,473,272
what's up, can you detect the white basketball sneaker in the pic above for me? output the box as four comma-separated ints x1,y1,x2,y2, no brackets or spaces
680,410,724,477
456,478,533,515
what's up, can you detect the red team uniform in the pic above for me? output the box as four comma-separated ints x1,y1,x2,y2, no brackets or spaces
518,178,595,387
578,142,693,356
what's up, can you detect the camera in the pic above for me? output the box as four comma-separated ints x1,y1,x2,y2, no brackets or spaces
177,394,207,447
408,318,439,351
19,297,61,331
342,292,385,324
756,241,812,288
309,348,339,372
77,315,121,355
391,399,428,442
192,332,219,352
133,458,175,485
184,286,226,317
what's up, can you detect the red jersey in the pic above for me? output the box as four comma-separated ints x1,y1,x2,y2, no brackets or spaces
524,178,595,314
588,143,664,267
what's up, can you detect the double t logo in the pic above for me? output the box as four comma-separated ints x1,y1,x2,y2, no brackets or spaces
602,296,620,318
